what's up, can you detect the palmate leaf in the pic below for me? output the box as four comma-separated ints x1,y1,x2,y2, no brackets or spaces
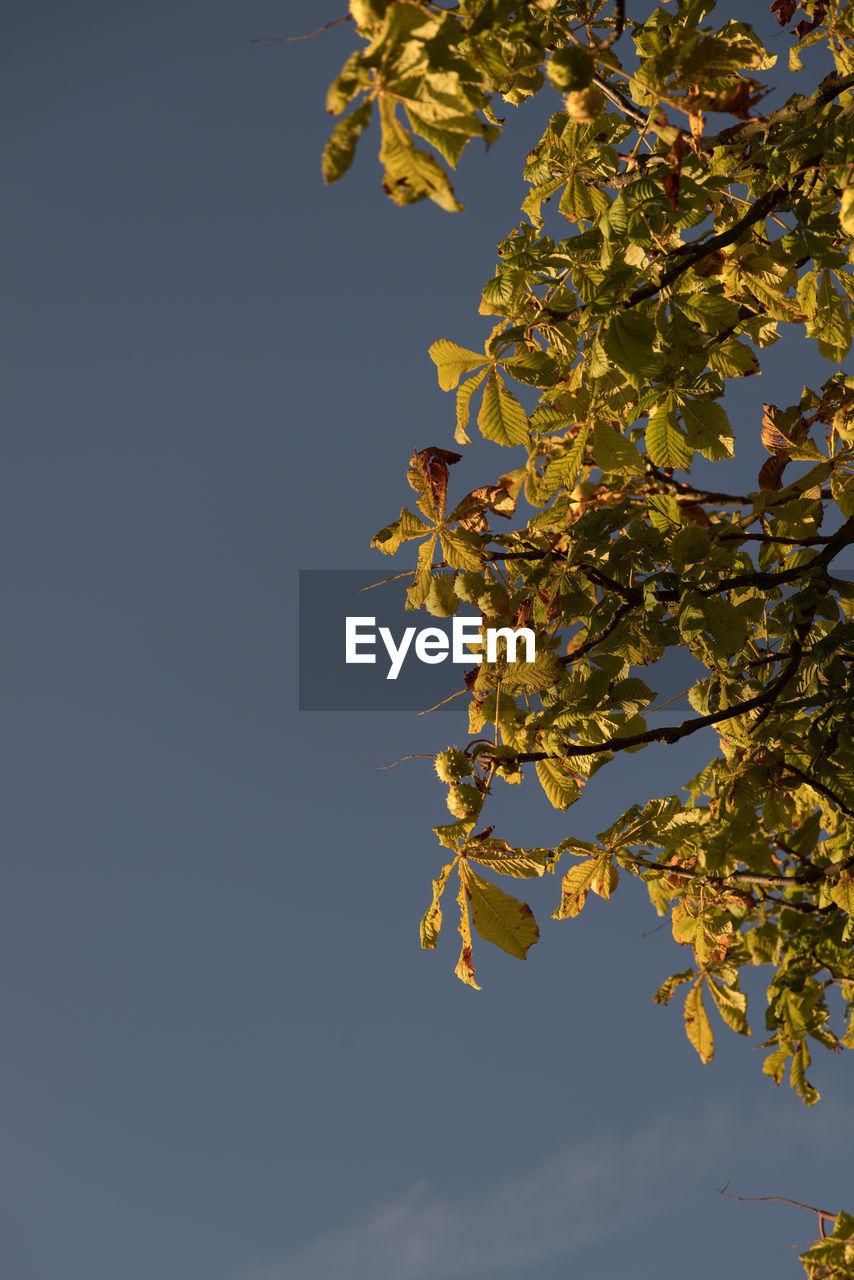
371,505,435,556
429,339,486,391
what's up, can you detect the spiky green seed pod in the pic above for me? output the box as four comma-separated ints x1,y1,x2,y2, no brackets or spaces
446,783,483,820
564,85,605,123
435,747,472,785
547,47,594,93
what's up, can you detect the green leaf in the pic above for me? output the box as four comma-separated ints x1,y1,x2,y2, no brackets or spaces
592,421,644,475
652,967,696,1005
684,981,715,1064
678,397,734,462
535,758,581,811
603,312,662,386
462,863,539,959
440,528,483,571
707,977,750,1036
325,51,372,114
790,1039,820,1106
477,370,529,447
455,367,488,443
538,420,591,498
371,506,435,556
322,99,374,184
466,840,553,878
454,876,481,989
553,857,600,919
424,573,459,617
647,400,693,470
433,819,473,851
831,468,854,518
406,534,438,609
830,870,854,915
429,339,486,391
420,860,456,949
762,1044,790,1085
378,95,464,212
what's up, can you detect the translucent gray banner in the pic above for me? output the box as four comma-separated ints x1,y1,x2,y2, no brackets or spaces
298,568,854,712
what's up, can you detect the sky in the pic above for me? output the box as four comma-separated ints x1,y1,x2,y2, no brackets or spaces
3,3,853,1278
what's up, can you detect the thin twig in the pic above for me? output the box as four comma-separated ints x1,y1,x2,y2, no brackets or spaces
368,754,436,770
249,16,352,44
718,1186,838,1233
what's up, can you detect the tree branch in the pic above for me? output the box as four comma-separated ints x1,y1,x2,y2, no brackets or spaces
512,640,808,763
558,600,634,666
249,16,352,43
708,72,854,151
593,73,647,125
717,1187,839,1230
625,186,788,308
776,761,854,822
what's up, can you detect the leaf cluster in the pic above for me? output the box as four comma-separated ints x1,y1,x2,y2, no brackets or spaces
328,0,854,1120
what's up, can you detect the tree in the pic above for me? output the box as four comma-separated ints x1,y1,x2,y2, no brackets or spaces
316,1,854,1269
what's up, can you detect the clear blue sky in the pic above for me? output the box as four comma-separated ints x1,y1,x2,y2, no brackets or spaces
4,4,853,1278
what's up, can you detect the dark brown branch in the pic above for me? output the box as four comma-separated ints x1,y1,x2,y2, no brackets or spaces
625,857,801,890
716,532,834,546
600,0,627,49
593,73,646,124
709,72,854,150
625,186,788,308
249,15,352,43
777,761,854,822
558,601,634,666
513,641,808,763
578,564,637,601
621,839,849,892
642,467,752,505
696,513,854,597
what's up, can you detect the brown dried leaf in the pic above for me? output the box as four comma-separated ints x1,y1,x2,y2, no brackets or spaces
770,0,797,25
761,403,808,455
680,503,712,527
795,3,827,39
758,455,789,491
412,446,462,520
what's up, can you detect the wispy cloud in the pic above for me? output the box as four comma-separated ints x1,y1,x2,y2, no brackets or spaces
231,1095,849,1280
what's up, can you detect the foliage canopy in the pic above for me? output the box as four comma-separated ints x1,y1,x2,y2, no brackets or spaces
319,2,854,1267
